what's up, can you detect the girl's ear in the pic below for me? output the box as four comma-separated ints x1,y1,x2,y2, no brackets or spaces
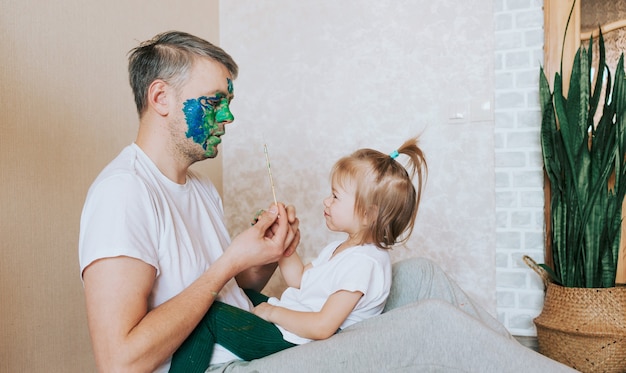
362,205,379,226
147,80,171,116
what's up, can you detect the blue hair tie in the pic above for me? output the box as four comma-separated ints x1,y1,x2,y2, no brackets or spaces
390,150,399,159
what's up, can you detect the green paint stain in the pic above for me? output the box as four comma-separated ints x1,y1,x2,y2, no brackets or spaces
182,79,234,157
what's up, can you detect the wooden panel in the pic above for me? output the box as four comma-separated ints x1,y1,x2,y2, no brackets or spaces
543,0,580,91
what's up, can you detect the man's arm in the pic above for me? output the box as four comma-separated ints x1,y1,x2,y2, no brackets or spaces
83,204,290,372
83,255,238,372
235,262,279,292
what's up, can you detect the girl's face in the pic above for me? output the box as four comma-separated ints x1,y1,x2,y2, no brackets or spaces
323,178,361,236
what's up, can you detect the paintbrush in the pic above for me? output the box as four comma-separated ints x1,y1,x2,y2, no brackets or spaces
263,144,278,207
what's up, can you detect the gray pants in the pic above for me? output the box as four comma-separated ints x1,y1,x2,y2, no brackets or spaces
209,257,577,373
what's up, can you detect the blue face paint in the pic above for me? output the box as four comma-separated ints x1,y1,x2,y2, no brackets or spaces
182,79,234,157
227,78,233,95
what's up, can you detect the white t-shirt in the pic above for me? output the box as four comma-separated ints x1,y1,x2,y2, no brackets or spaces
78,143,250,372
268,241,391,344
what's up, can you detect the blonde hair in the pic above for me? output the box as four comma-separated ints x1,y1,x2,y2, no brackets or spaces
330,137,427,249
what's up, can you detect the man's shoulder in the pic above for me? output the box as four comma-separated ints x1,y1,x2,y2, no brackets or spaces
98,144,140,176
88,145,151,196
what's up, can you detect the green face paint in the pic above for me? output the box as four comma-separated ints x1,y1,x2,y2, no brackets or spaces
214,95,234,123
182,79,234,157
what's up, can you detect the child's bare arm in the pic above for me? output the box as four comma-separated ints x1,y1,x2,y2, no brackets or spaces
277,252,310,288
253,290,363,340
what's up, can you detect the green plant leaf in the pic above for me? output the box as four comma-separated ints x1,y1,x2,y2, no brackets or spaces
540,26,625,288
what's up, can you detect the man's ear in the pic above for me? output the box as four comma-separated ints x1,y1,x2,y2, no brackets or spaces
147,80,171,116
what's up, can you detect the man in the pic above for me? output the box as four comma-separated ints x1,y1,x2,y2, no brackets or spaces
79,31,299,372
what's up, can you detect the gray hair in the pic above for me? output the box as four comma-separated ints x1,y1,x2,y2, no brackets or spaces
128,30,238,116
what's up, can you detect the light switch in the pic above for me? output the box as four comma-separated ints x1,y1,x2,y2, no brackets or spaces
470,98,493,122
448,103,468,124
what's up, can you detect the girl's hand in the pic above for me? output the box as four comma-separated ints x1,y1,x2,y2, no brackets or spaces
275,204,300,257
255,203,300,257
252,302,275,322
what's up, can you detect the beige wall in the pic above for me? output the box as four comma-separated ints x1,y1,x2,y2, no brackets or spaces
0,1,221,371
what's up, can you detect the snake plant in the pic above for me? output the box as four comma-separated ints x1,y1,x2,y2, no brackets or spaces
540,30,626,288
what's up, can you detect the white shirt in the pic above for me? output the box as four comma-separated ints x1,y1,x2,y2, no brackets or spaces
268,241,391,344
79,144,250,371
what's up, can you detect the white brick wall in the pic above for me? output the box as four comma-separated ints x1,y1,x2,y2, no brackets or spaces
494,0,546,336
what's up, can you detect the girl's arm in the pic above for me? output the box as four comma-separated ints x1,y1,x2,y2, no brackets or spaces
252,290,363,340
277,252,311,288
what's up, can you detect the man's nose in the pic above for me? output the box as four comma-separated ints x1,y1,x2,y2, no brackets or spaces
215,100,234,123
216,108,234,124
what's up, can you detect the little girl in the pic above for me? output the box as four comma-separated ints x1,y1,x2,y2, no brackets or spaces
170,137,427,373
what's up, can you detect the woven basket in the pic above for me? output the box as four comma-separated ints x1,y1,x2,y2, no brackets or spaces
524,256,626,373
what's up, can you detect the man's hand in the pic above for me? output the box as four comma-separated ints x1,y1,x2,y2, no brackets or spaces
234,203,300,290
226,204,290,273
262,203,300,257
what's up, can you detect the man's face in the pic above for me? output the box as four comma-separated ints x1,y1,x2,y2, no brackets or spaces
179,59,234,158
